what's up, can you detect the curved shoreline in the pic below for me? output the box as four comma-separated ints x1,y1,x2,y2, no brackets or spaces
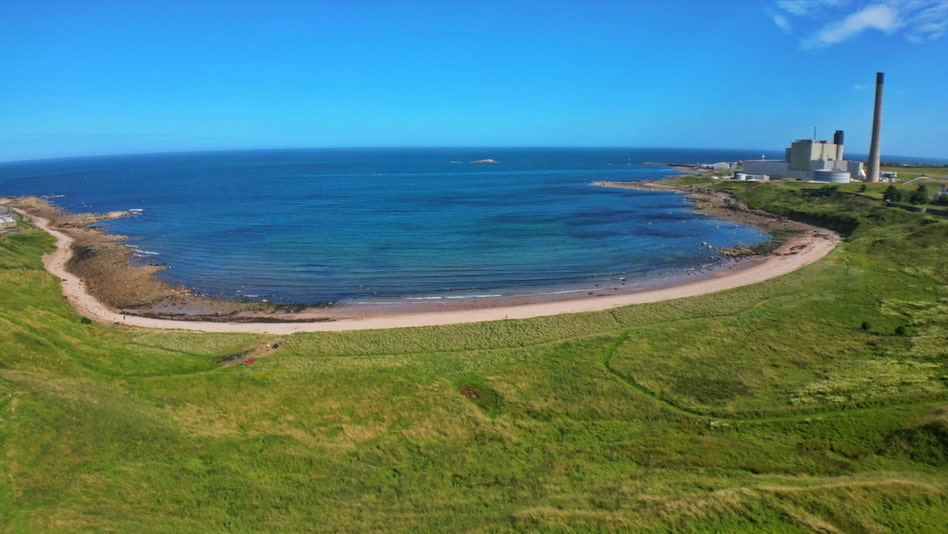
11,201,841,334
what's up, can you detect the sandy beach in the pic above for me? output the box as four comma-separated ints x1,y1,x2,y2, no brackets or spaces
7,187,841,334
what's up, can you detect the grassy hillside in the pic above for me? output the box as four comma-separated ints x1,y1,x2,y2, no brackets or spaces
2,181,947,532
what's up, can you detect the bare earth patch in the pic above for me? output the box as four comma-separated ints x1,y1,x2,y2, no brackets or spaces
460,386,483,400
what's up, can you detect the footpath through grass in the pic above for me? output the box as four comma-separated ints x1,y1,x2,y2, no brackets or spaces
2,181,947,532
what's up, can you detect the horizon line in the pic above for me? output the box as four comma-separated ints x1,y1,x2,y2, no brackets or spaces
2,145,946,166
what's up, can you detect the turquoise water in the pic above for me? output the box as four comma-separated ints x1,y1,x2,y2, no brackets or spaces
1,147,775,304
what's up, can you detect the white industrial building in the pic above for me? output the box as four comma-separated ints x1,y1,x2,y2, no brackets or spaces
743,130,865,183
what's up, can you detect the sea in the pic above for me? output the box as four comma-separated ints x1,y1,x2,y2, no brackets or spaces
1,147,786,305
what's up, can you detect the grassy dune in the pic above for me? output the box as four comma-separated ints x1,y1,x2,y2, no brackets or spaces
2,181,947,532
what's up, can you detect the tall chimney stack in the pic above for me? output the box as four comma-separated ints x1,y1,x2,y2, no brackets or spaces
867,72,884,182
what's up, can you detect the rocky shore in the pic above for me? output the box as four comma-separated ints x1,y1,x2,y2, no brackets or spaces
590,180,812,237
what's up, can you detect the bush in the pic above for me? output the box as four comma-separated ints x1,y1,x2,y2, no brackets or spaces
909,184,931,205
883,185,903,202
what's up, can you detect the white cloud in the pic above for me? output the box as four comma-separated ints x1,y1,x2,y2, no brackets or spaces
777,0,814,15
904,0,948,41
804,4,901,48
771,12,792,32
777,0,844,16
774,0,948,48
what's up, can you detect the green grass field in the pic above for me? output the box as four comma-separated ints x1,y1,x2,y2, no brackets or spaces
880,164,948,181
2,181,947,532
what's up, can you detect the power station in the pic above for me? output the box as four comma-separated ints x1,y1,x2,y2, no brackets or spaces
739,72,885,184
742,130,864,183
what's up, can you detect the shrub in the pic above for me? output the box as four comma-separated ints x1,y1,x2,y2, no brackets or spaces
909,184,931,205
883,185,903,202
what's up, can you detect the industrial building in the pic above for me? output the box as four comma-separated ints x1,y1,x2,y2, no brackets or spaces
741,72,886,184
742,130,865,183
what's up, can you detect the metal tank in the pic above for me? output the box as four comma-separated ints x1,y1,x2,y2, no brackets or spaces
812,170,851,183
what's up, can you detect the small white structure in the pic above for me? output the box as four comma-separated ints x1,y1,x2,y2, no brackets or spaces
734,172,768,181
0,206,16,230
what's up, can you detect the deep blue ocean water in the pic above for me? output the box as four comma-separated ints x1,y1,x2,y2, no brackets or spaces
1,147,781,305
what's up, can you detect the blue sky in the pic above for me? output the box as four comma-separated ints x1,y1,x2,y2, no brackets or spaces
2,0,946,162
